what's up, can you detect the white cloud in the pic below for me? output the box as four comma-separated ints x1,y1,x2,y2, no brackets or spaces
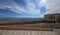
0,13,5,16
26,0,42,14
45,0,60,14
0,0,46,16
0,0,27,14
0,0,43,15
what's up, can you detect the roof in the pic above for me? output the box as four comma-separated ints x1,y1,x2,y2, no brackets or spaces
44,13,60,16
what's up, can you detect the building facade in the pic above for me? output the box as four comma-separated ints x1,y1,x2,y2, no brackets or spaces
44,13,60,23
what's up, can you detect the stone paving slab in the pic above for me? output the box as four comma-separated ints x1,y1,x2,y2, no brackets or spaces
0,29,60,35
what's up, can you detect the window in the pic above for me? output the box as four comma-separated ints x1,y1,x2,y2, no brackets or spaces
53,15,55,20
53,21,55,23
50,15,52,19
49,15,52,19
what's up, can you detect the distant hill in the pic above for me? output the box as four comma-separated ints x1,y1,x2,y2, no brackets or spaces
0,17,44,20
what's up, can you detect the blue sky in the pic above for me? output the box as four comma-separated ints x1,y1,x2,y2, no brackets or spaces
0,0,46,18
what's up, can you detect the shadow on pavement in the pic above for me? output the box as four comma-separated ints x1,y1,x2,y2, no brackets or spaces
53,29,60,35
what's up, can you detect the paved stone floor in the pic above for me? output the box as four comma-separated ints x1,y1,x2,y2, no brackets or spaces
0,29,60,35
